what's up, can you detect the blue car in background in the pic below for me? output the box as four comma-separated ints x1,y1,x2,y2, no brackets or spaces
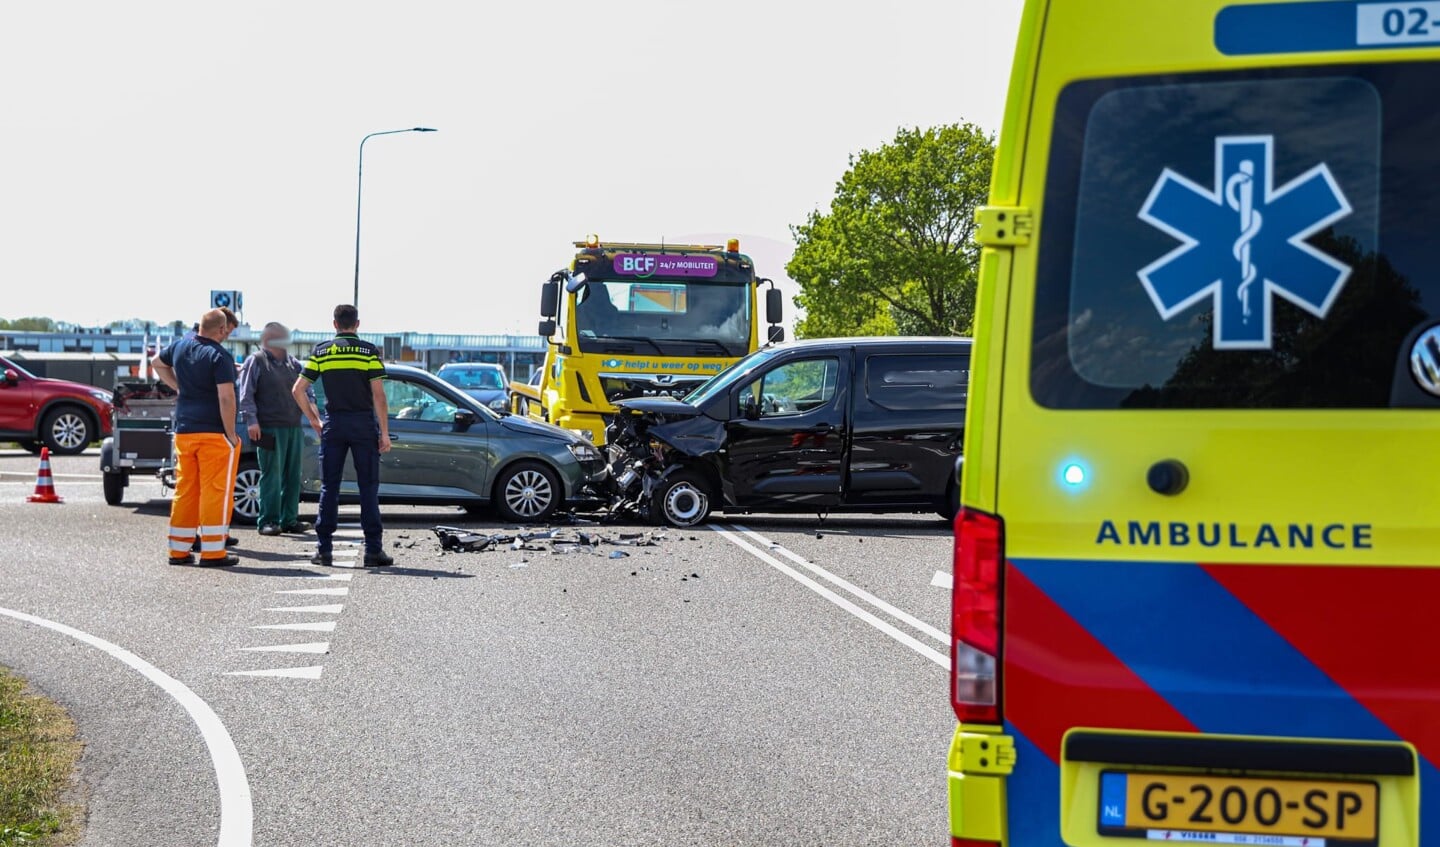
436,363,509,413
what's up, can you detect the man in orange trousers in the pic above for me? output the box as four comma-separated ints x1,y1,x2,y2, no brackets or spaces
152,309,241,566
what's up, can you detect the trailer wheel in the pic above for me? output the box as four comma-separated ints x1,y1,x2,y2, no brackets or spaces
103,471,126,506
650,470,713,528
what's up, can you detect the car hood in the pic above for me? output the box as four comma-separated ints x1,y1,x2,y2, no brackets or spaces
497,412,587,444
463,388,506,405
613,397,705,418
42,377,108,400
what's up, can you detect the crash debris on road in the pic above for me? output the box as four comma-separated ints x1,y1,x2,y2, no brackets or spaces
431,526,669,556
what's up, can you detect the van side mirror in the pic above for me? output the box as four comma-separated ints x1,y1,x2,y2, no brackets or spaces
739,392,761,420
765,286,784,325
2,369,17,385
538,319,557,339
539,281,559,318
767,325,786,344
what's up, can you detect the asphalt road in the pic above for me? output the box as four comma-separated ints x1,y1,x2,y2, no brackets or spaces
0,447,956,846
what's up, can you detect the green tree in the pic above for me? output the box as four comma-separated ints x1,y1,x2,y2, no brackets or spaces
787,124,995,338
0,317,58,332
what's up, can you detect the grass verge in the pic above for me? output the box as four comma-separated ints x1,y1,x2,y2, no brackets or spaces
0,668,82,846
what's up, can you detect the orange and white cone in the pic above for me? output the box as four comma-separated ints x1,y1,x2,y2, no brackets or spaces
26,447,63,504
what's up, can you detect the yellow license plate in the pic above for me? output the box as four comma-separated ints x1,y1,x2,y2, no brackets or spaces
1099,771,1379,843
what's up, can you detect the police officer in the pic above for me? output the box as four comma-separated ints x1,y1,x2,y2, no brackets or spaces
292,305,394,567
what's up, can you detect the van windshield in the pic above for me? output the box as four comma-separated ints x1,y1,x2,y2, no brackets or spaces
1032,65,1440,409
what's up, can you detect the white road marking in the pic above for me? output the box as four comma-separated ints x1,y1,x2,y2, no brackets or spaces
263,604,343,614
0,606,253,846
710,526,950,670
252,621,336,632
225,666,323,679
331,549,359,558
337,522,362,528
275,587,348,596
730,524,948,645
301,541,361,547
240,642,329,654
291,572,352,581
931,570,954,590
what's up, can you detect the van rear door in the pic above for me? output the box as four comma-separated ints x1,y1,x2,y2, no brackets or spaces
991,3,1440,846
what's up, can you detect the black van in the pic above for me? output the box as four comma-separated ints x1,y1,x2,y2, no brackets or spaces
605,337,971,526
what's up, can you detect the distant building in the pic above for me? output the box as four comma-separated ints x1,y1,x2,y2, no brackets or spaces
0,326,547,387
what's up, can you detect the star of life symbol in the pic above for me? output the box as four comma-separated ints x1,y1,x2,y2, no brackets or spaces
1138,135,1354,349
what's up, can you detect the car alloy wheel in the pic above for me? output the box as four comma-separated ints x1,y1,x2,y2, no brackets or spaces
233,464,262,525
504,468,554,519
49,411,90,452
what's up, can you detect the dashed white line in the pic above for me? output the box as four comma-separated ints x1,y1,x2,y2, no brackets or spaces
0,606,253,846
710,526,950,670
730,524,948,645
263,604,343,614
293,572,352,581
240,642,330,654
226,666,323,679
252,621,336,632
275,587,349,596
931,570,954,590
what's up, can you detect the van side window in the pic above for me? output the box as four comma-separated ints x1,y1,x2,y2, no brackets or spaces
866,355,969,411
739,358,839,418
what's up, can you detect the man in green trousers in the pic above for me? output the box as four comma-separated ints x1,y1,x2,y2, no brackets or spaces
238,322,316,536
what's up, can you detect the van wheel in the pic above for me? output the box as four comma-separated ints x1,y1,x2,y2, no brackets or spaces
938,483,959,522
16,439,41,455
103,471,126,506
650,471,713,528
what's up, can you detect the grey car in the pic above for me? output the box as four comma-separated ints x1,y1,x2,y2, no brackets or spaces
436,362,509,413
280,364,605,523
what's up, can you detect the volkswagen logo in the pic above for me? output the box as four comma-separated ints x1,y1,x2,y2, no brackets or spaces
1411,324,1440,397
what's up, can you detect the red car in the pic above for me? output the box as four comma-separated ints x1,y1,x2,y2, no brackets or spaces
0,355,113,455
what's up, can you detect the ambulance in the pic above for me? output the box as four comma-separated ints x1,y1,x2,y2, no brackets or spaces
949,2,1440,846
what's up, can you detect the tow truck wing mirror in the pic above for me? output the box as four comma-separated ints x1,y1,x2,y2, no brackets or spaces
538,319,557,340
539,281,559,318
767,325,785,344
1,368,17,385
765,286,784,325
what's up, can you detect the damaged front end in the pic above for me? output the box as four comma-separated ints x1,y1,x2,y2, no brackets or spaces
604,397,726,525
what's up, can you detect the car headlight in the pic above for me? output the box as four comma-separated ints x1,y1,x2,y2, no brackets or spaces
89,390,112,405
489,398,507,410
567,442,600,462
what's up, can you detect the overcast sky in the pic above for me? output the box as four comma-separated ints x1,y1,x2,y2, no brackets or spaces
0,1,1023,336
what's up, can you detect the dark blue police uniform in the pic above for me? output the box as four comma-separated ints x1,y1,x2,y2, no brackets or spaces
300,333,387,555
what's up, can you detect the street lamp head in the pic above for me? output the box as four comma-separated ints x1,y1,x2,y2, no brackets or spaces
413,127,438,132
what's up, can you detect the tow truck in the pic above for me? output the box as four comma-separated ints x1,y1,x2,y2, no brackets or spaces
510,235,783,445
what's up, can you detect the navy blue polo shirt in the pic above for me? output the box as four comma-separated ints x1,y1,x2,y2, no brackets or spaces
159,335,238,434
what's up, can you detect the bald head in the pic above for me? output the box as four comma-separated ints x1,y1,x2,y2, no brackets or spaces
199,309,229,337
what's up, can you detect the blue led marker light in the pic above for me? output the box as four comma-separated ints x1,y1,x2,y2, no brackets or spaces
1062,463,1086,487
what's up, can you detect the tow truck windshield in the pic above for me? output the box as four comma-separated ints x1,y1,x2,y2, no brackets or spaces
575,279,750,355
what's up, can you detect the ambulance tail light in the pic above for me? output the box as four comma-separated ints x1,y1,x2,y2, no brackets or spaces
951,508,1003,724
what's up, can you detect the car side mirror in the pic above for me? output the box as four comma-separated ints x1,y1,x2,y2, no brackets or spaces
1,369,17,385
539,281,559,318
454,408,478,431
538,319,557,339
765,286,784,325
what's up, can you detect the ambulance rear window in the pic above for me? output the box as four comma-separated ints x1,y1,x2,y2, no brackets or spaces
1031,65,1440,409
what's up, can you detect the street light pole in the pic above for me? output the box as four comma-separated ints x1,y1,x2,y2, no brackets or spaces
353,127,437,308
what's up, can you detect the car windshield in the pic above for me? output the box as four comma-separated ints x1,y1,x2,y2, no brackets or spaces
0,357,37,379
439,367,506,390
683,347,778,407
574,279,751,354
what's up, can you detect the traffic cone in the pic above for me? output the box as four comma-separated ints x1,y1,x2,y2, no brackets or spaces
26,447,63,504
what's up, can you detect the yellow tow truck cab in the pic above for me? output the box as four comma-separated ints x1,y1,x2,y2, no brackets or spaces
512,236,783,446
951,2,1440,846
